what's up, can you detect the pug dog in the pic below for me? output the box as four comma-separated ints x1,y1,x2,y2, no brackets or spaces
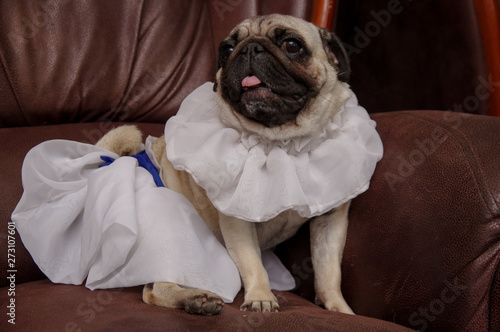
96,14,354,315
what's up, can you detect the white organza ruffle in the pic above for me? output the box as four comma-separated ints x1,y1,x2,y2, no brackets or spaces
165,82,384,222
11,137,295,302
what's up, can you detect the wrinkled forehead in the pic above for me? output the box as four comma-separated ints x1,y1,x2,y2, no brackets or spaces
228,14,318,42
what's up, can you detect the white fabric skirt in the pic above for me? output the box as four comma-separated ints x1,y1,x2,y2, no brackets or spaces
11,138,295,302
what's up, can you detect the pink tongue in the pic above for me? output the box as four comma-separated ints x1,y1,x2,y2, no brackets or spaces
242,76,262,87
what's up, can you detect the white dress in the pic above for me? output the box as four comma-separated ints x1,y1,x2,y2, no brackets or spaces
12,82,383,303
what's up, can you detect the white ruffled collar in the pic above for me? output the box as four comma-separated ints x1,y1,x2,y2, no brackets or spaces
165,82,383,222
238,116,340,156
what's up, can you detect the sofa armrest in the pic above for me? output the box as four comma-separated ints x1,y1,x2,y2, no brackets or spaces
277,110,500,331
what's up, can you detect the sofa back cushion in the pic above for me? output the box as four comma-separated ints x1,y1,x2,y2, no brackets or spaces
0,0,312,127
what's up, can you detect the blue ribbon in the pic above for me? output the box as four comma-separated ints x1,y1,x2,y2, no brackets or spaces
100,151,165,187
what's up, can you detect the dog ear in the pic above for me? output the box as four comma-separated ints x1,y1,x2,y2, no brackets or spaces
318,28,351,83
213,49,224,92
213,75,219,92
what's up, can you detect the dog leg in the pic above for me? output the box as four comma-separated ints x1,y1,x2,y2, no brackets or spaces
218,214,280,312
96,125,144,156
310,201,354,314
142,282,224,315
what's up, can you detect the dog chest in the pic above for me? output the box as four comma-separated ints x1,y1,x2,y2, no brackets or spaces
256,210,308,250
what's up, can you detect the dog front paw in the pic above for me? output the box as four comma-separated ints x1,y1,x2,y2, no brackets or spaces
315,296,354,315
241,292,280,312
241,300,280,312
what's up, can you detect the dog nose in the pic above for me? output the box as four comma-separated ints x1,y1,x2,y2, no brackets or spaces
240,43,265,55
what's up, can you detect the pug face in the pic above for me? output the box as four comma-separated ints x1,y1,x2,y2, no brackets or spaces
214,14,351,140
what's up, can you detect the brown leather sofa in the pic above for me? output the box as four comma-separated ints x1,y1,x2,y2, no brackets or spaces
1,1,499,331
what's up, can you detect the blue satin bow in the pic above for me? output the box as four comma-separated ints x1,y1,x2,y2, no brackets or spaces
100,150,165,187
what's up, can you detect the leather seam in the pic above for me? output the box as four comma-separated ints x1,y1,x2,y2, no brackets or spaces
113,0,146,122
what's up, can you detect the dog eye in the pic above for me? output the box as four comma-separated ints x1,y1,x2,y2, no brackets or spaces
281,39,303,53
219,45,234,63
